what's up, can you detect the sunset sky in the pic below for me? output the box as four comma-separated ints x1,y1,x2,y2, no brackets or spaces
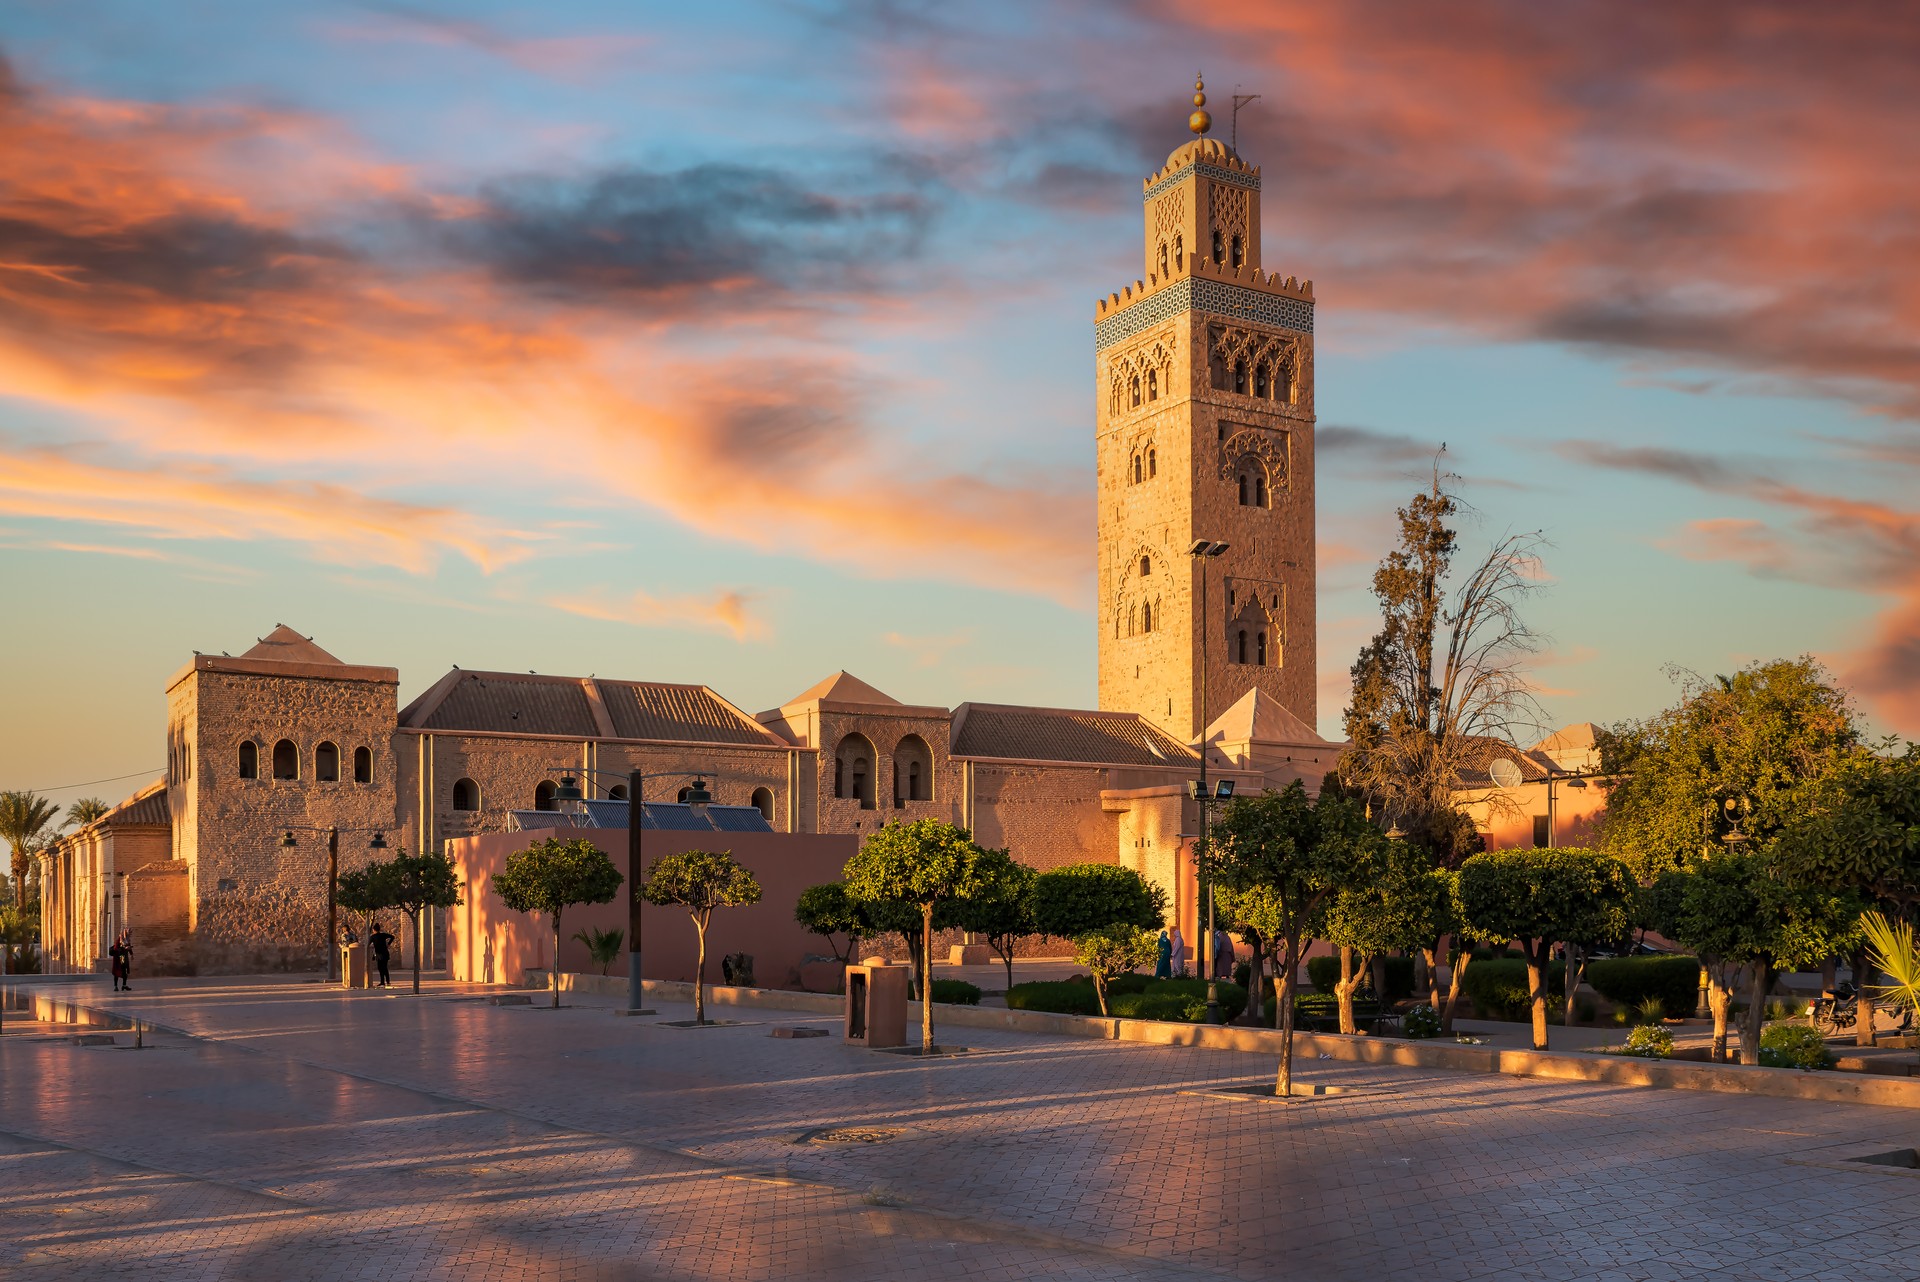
4,1,1918,813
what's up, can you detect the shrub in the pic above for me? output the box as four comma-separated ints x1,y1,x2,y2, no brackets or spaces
1620,1023,1673,1058
1584,956,1699,1015
1306,955,1342,994
1005,980,1102,1015
1759,1022,1833,1071
1014,977,1248,1023
930,979,981,1005
1575,999,1596,1024
1402,1003,1441,1039
1460,959,1564,1022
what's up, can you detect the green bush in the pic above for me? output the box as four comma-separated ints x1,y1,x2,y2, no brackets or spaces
1005,980,1102,1015
1109,981,1247,1024
930,979,981,1006
1402,1003,1441,1039
1759,1022,1832,1071
1584,956,1699,1015
1620,1023,1673,1058
1005,974,1223,1019
1460,959,1564,1022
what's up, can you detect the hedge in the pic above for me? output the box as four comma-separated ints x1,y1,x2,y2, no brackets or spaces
1582,957,1699,1015
1460,958,1565,1022
1759,1022,1832,1070
930,979,981,1006
1005,976,1244,1022
1005,980,1102,1015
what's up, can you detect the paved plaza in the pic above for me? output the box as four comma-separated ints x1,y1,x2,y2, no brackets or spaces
5,979,1920,1280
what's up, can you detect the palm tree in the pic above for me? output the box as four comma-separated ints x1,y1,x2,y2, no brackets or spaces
0,791,62,910
65,797,111,828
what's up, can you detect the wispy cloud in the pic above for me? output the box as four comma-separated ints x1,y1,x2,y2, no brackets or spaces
546,586,771,641
882,627,976,668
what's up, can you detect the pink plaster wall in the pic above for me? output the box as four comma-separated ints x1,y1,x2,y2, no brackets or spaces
447,824,859,992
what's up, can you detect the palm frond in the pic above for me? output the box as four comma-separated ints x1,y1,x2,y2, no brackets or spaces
1862,910,1920,1015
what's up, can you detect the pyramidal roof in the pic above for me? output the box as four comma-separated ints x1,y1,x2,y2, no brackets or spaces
1203,689,1330,748
240,625,345,666
1532,722,1601,753
781,670,902,708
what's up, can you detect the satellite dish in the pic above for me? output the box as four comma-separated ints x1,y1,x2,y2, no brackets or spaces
1489,758,1524,790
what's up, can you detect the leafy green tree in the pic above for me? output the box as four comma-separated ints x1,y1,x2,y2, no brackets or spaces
573,926,625,975
1074,924,1158,1015
1031,863,1165,940
0,791,61,910
794,881,868,965
642,849,763,1024
492,837,624,1007
1318,839,1443,1034
64,797,110,828
842,819,984,1052
334,865,397,987
1597,658,1861,879
943,847,1036,991
382,848,464,996
1456,847,1634,1049
1206,781,1380,1096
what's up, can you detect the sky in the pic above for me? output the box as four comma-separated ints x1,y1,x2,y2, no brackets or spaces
3,0,1918,815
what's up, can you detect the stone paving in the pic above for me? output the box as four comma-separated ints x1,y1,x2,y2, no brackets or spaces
5,978,1920,1280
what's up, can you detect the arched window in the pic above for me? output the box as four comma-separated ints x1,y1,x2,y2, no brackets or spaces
1128,603,1139,636
1158,242,1169,276
452,778,479,811
893,734,934,805
1140,555,1152,577
1141,601,1153,632
238,742,258,780
271,739,297,781
1238,473,1249,506
835,734,877,809
534,780,556,811
1147,448,1157,477
1230,233,1244,268
1132,455,1142,484
751,787,774,821
1254,363,1270,398
1211,228,1224,262
1257,631,1268,666
1233,360,1248,395
315,742,339,783
1237,630,1249,664
353,746,372,783
1254,475,1267,507
1146,369,1157,401
1277,364,1295,404
1129,375,1140,407
607,783,628,800
1173,234,1184,269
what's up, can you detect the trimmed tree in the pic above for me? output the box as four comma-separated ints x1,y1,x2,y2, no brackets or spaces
1031,863,1166,941
794,882,868,966
491,837,624,1007
1074,924,1159,1015
335,864,399,988
944,847,1037,992
842,819,984,1053
642,849,763,1025
1318,838,1443,1034
382,848,464,996
1206,781,1380,1096
1456,847,1634,1049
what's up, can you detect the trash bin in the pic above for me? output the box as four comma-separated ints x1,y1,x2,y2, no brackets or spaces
340,940,368,989
845,958,909,1048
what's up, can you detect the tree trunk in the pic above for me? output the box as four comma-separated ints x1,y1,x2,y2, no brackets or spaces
551,911,563,1008
694,912,709,1025
1274,938,1299,1097
1440,947,1470,1035
1855,945,1877,1048
1000,940,1014,994
1415,946,1432,1009
411,907,422,995
921,904,935,1051
1370,954,1389,1008
1563,944,1588,1027
1706,963,1734,1061
1738,961,1771,1065
1523,941,1549,1050
1336,947,1359,1034
1093,971,1109,1016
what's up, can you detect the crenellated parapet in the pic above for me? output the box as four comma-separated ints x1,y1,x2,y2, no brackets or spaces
1142,139,1261,201
1096,255,1314,322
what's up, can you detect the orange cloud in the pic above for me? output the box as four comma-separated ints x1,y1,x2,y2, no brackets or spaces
546,586,770,642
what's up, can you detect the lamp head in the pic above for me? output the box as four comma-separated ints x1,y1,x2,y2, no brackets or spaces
368,832,388,850
554,774,585,803
685,778,712,811
280,830,297,848
1215,779,1235,800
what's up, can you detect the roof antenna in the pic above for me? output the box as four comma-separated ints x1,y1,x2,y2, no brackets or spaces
1230,88,1261,153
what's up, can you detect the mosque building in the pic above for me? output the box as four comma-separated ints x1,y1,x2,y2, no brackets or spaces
39,83,1346,976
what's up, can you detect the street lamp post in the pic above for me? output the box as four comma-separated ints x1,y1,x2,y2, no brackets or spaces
546,767,712,1016
279,825,389,982
1187,539,1231,1023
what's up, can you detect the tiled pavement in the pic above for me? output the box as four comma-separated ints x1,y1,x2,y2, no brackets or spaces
5,979,1920,1280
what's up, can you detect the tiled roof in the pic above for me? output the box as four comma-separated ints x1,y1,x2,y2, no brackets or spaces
413,672,599,737
1454,736,1555,788
598,681,783,745
99,780,169,828
951,704,1198,767
780,670,902,707
1204,689,1331,747
240,624,345,665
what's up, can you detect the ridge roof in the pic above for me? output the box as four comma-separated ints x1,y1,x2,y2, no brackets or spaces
240,624,344,666
951,703,1198,767
780,671,903,708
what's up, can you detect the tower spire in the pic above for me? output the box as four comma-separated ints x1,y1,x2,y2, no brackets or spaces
1189,73,1211,136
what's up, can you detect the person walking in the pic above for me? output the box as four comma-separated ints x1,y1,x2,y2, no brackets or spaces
1154,929,1173,980
369,922,395,989
108,932,131,991
1215,928,1236,981
1168,926,1187,978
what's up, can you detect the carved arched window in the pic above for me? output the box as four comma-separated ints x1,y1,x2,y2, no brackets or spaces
607,784,628,800
1237,630,1248,664
1233,360,1248,395
1254,363,1270,398
1238,473,1250,506
1147,448,1157,477
1129,603,1139,636
894,734,934,804
1146,369,1157,401
1277,363,1295,404
1158,243,1169,276
315,741,339,783
1230,233,1244,268
353,746,372,783
1140,555,1152,577
533,780,557,811
836,733,877,809
1257,631,1268,665
238,742,258,780
1141,601,1153,632
1129,375,1140,408
1211,228,1224,262
1173,234,1184,269
1255,474,1267,508
452,778,479,811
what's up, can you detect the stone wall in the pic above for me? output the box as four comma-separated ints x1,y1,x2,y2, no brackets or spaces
127,861,193,976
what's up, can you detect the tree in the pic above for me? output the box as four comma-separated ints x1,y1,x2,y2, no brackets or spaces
842,819,984,1053
573,927,625,976
334,865,398,987
1317,839,1444,1034
0,791,61,910
1206,781,1380,1096
794,882,867,965
1031,863,1165,940
382,848,464,996
642,849,762,1025
1074,924,1158,1015
943,848,1036,991
492,837,624,1007
1456,847,1634,1049
64,797,110,828
1650,850,1859,1063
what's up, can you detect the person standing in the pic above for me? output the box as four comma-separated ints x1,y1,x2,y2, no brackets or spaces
1154,929,1172,980
108,932,131,992
1168,926,1187,978
1215,928,1236,981
369,922,395,989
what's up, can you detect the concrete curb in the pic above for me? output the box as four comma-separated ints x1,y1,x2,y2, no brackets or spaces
527,969,1920,1108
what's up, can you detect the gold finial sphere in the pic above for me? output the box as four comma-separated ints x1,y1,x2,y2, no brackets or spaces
1189,73,1210,134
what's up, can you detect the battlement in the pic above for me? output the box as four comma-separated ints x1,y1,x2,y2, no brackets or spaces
1143,138,1260,192
1096,256,1314,321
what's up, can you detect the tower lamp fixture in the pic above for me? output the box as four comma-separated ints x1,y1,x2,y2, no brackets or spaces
279,825,392,983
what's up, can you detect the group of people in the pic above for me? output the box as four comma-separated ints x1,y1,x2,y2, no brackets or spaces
1152,926,1237,981
340,923,397,987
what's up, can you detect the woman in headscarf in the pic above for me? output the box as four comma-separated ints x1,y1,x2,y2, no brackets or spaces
1154,928,1173,980
1168,926,1187,978
1214,927,1236,980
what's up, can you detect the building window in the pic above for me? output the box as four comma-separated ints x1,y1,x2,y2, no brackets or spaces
1147,448,1156,477
1257,631,1268,665
1254,363,1269,398
1132,455,1142,484
1233,360,1248,395
1230,233,1244,269
1238,473,1249,505
751,787,774,821
452,778,479,811
1532,814,1550,848
1146,369,1158,401
1173,234,1183,269
1237,630,1248,663
1158,242,1169,276
315,741,339,782
534,780,557,812
352,746,372,783
239,742,258,780
1255,475,1267,507
894,734,934,806
1140,555,1152,577
1211,228,1224,262
271,739,297,780
607,783,628,800
1141,601,1153,632
1129,375,1140,408
836,734,877,809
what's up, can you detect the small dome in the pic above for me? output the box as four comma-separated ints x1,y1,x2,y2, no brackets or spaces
1163,137,1236,169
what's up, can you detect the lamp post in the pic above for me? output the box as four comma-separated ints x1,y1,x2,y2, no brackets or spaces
1538,763,1588,847
279,825,390,982
545,766,712,1016
1187,538,1231,1022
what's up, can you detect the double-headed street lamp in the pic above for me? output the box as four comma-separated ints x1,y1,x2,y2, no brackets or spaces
1188,538,1232,1023
545,766,712,1016
278,825,390,983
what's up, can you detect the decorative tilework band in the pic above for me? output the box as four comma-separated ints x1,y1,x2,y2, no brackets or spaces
1143,162,1261,204
1095,278,1314,351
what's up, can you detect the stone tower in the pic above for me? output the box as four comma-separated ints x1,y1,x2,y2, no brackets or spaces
1095,82,1318,740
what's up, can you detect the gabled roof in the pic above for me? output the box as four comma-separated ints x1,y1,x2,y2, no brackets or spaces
780,671,902,708
56,779,170,848
950,703,1198,768
169,625,397,690
1455,736,1556,788
595,680,787,746
400,671,787,747
241,625,344,666
1203,689,1331,748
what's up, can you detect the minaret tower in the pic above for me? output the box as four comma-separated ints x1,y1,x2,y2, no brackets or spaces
1095,76,1318,740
